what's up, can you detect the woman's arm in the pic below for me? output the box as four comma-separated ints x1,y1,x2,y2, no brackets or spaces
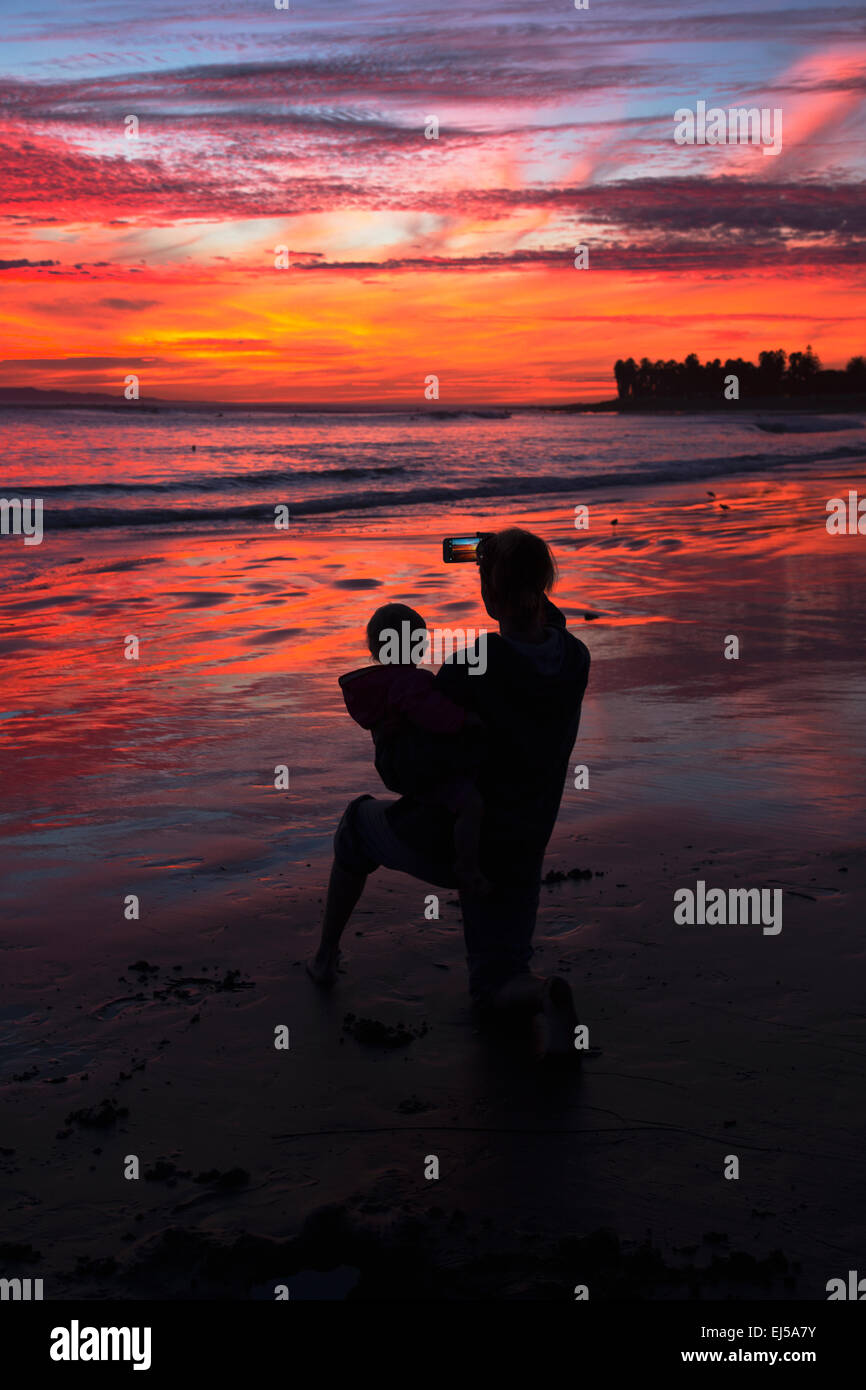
432,653,474,708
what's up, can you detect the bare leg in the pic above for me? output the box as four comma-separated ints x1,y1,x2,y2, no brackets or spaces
307,857,367,988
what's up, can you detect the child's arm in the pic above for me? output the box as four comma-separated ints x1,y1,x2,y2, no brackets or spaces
389,671,468,734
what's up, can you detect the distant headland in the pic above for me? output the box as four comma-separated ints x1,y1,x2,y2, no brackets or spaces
0,348,863,414
607,348,866,408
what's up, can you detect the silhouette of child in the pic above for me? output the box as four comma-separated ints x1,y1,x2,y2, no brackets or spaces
339,603,490,894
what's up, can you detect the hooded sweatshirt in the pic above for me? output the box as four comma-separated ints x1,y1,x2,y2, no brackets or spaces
339,663,467,736
385,603,590,874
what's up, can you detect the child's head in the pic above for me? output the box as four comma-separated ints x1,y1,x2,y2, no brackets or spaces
366,603,429,666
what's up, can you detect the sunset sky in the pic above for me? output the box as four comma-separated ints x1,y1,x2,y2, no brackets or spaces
1,0,864,404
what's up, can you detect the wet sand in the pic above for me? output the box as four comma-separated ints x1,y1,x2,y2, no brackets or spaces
2,462,865,1298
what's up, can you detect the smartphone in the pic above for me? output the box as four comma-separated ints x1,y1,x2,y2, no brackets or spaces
442,532,492,563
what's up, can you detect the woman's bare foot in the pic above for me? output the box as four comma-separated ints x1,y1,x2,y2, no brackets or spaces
306,950,341,989
531,976,580,1061
489,972,546,1012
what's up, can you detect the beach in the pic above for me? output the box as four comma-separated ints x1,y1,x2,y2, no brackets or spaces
2,410,865,1298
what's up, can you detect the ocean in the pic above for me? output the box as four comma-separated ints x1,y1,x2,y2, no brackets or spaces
2,406,864,532
1,405,865,935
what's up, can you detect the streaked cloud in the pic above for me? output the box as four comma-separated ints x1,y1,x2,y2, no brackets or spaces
1,0,863,401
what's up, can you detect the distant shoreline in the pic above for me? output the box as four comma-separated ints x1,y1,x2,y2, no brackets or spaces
549,395,865,415
0,387,863,416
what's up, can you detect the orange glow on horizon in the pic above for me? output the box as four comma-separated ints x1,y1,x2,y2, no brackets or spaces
2,260,863,405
